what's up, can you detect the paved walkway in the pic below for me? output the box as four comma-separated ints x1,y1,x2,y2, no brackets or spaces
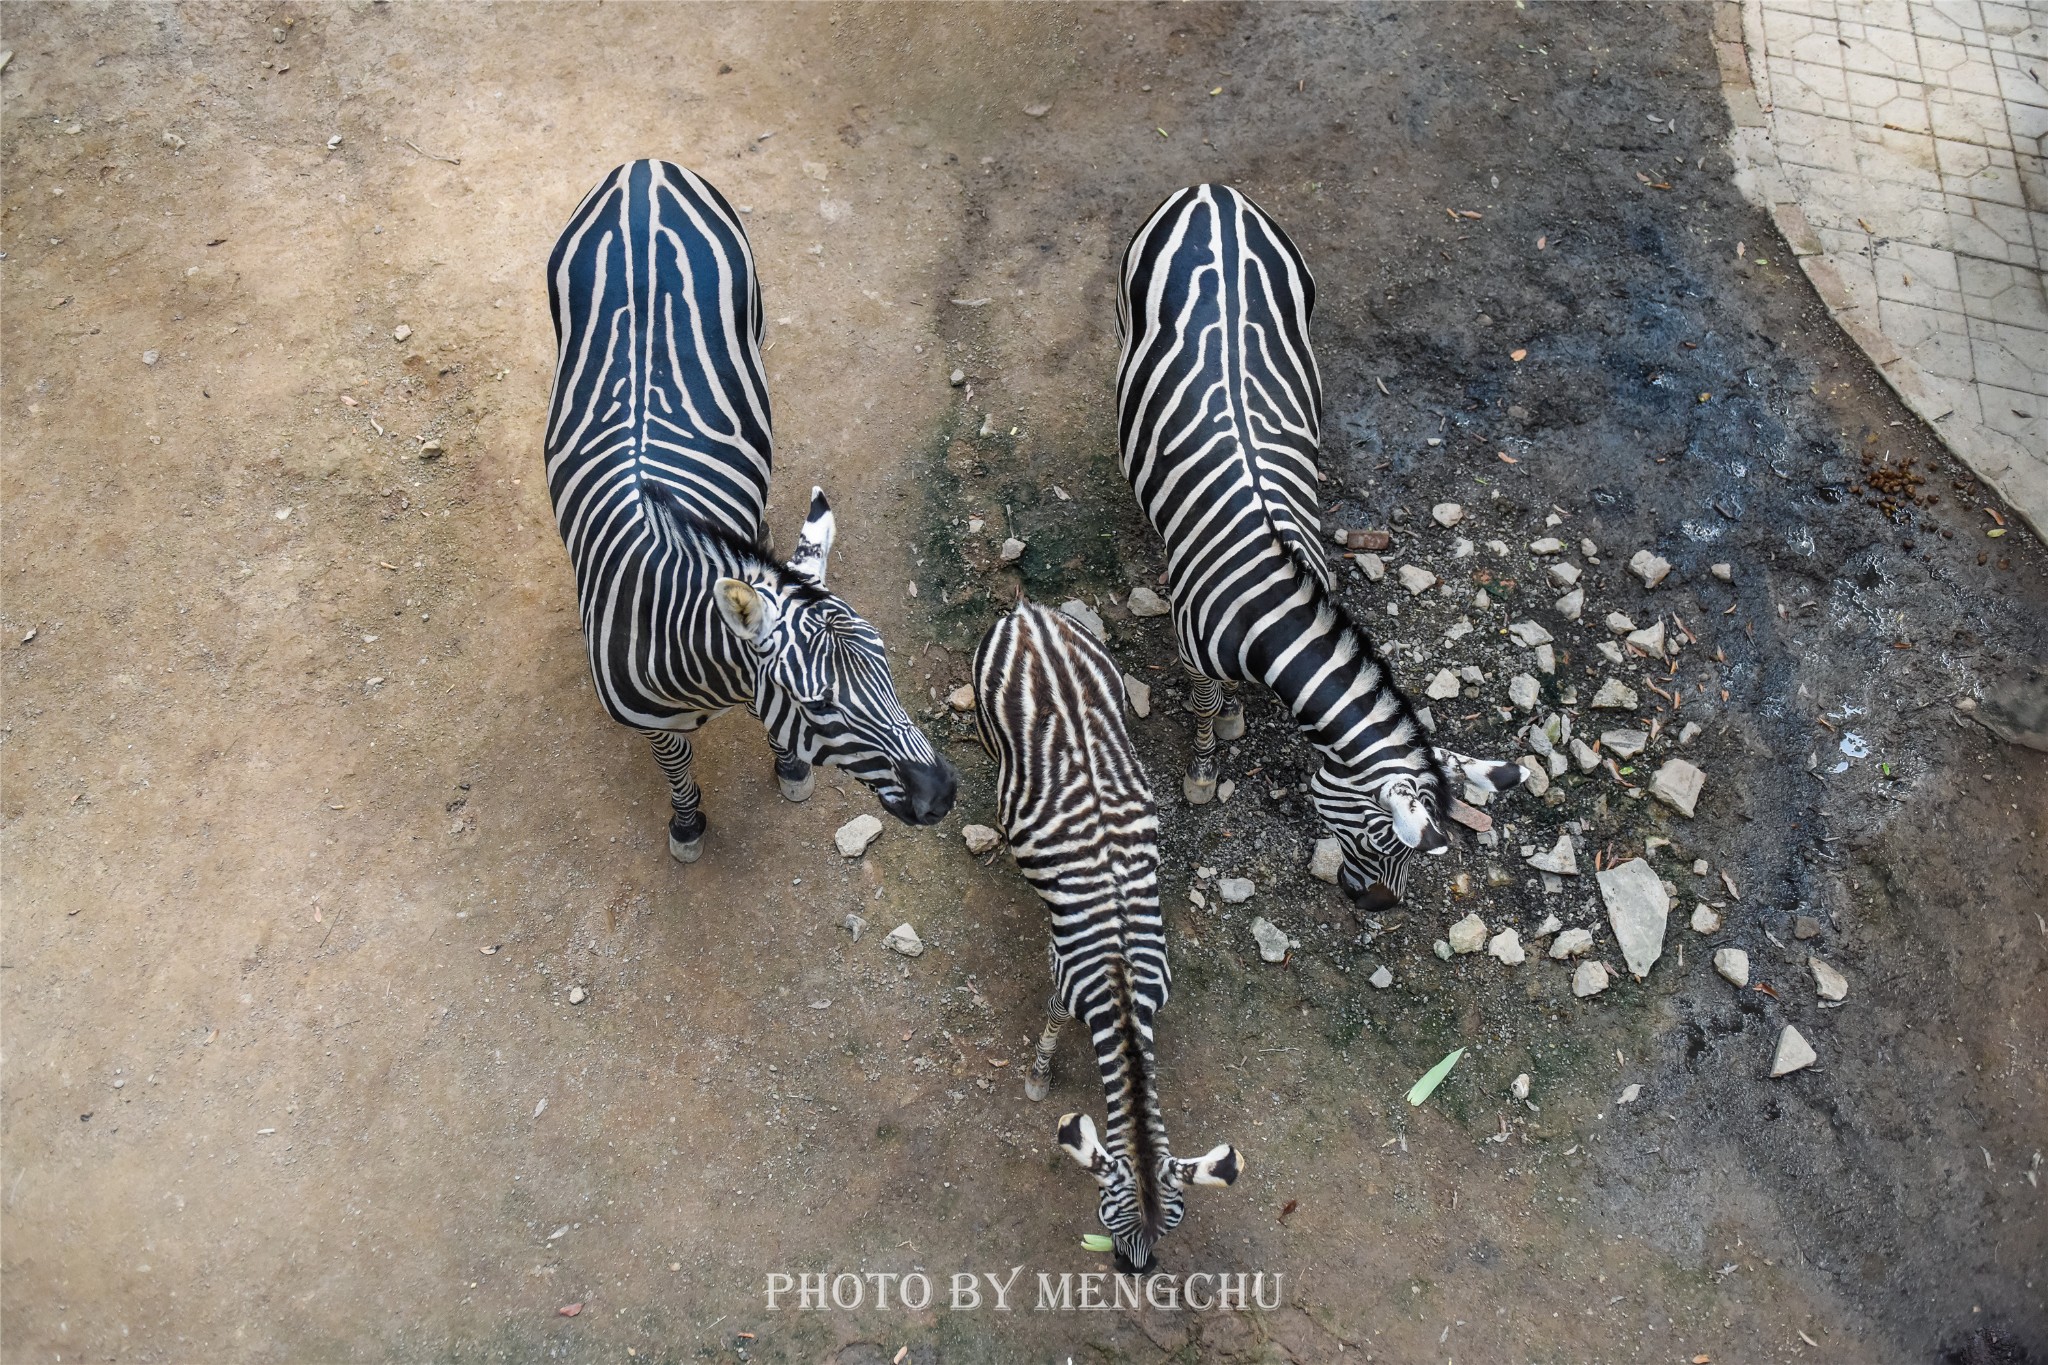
1719,0,2047,538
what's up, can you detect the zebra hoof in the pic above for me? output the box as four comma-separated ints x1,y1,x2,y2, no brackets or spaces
1183,772,1217,806
1215,702,1246,743
1024,1076,1050,1103
778,770,815,803
667,813,707,864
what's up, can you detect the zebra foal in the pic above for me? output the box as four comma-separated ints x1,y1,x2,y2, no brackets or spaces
544,161,955,861
1117,184,1523,909
973,601,1240,1274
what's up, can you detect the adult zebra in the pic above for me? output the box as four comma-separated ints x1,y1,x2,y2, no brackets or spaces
973,601,1240,1274
1116,184,1522,909
544,160,955,861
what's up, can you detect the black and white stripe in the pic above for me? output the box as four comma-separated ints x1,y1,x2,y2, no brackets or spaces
973,602,1239,1274
544,160,955,860
1116,184,1522,908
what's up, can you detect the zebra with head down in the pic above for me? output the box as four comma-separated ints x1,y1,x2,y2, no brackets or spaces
544,160,955,860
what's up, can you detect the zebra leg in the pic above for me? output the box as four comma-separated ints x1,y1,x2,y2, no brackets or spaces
1025,994,1071,1102
771,742,815,803
1183,670,1224,805
644,729,708,863
1215,693,1246,743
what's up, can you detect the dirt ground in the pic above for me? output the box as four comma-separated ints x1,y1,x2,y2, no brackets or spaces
3,4,2044,1363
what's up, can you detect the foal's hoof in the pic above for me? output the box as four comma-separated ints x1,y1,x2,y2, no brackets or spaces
1183,771,1217,806
778,770,816,803
668,812,707,864
1024,1075,1050,1103
1215,700,1246,743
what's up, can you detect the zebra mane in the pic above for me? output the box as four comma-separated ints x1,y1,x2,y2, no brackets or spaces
640,479,781,578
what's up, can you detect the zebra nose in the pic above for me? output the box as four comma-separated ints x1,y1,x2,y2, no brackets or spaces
1342,869,1402,912
901,758,958,825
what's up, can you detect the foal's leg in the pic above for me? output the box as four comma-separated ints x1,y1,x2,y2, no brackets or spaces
1024,992,1072,1103
1182,665,1235,805
643,728,707,863
770,739,815,803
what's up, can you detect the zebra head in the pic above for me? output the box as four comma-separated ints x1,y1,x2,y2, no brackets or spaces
1309,747,1526,911
1056,1112,1241,1273
711,489,957,825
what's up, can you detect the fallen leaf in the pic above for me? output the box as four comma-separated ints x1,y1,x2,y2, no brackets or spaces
1081,1233,1114,1252
481,944,500,955
1407,1048,1465,1106
1498,452,1519,464
893,1348,907,1364
557,1303,582,1317
1278,1199,1299,1223
1209,86,1222,95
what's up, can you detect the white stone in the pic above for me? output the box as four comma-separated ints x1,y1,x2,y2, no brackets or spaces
1511,1072,1531,1100
1487,928,1526,965
1472,589,1492,609
999,537,1026,562
1771,1025,1817,1077
1570,738,1600,772
1619,1083,1641,1105
1507,620,1553,647
1649,759,1705,817
1126,585,1170,617
1713,947,1750,986
1433,939,1453,960
1508,673,1540,712
1123,674,1151,719
1309,837,1344,885
1678,721,1703,746
1528,536,1564,554
1398,564,1438,595
961,824,1001,856
1547,750,1567,777
1527,833,1578,875
1535,642,1555,675
1572,960,1611,997
1444,618,1474,642
1602,729,1648,759
142,349,160,366
1690,904,1722,934
1580,537,1599,559
1359,553,1386,581
950,367,966,386
1448,913,1489,954
883,923,926,957
1591,679,1638,710
1547,561,1581,588
1370,965,1395,989
1555,588,1584,621
1059,599,1105,640
567,985,587,1004
1216,779,1236,803
1597,858,1670,979
1450,536,1474,559
1425,669,1462,700
1627,621,1667,658
1809,956,1849,1001
835,814,884,858
1692,858,1710,876
1432,502,1465,528
1549,927,1595,959
393,323,413,342
1219,877,1255,904
1629,549,1672,588
1597,640,1625,665
1517,756,1550,796
1605,612,1638,635
1710,562,1733,582
947,685,976,712
1250,917,1292,963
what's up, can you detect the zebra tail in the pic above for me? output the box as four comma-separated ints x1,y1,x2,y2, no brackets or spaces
1097,957,1172,1246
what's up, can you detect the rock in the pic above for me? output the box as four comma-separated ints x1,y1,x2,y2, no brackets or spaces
1771,1025,1817,1077
1597,641,1625,665
1648,758,1705,817
1809,956,1848,1001
1487,928,1526,965
842,912,867,942
1626,621,1667,658
882,923,926,957
1445,618,1474,642
1535,642,1556,675
1690,904,1722,934
1547,562,1581,589
1597,858,1670,979
1572,960,1611,997
1219,877,1255,904
1794,915,1821,940
1507,620,1553,648
1549,927,1594,959
961,824,1001,856
1433,939,1453,961
1555,588,1584,621
1309,837,1344,884
1602,729,1648,759
1710,562,1733,582
1580,537,1600,559
1059,599,1105,640
999,537,1026,562
1358,553,1386,581
1529,536,1564,555
1713,947,1750,986
1508,673,1540,712
1605,612,1637,635
567,985,588,1005
1432,502,1465,528
1591,679,1638,710
1512,1072,1532,1100
1692,858,1710,876
1517,757,1550,796
949,367,966,386
1122,674,1151,718
393,324,413,343
1425,669,1462,700
947,685,975,712
142,349,160,366
1447,913,1489,954
1398,564,1438,596
1126,585,1170,617
1450,536,1474,558
1629,549,1672,588
1370,965,1395,989
1527,834,1578,875
1619,1083,1641,1105
1472,589,1491,609
1024,101,1052,117
1250,917,1293,963
835,814,884,858
1569,738,1600,771
1458,665,1485,685
1678,721,1703,745
1345,528,1392,552
1216,779,1236,803
1447,799,1492,832
967,516,985,534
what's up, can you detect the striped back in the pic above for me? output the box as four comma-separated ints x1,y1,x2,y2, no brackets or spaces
974,603,1238,1269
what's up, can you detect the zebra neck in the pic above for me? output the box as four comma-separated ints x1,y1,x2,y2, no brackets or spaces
1245,588,1406,768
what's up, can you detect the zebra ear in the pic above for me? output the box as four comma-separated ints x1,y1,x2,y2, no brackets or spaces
1383,781,1447,853
1056,1112,1114,1184
788,487,835,583
1433,747,1528,794
712,577,776,645
1169,1142,1243,1189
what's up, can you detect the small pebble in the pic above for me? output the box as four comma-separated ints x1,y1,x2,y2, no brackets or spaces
1431,502,1465,528
1528,536,1564,555
1219,877,1255,904
1433,939,1453,961
1486,928,1525,965
1309,837,1343,885
393,324,413,343
883,923,926,957
1058,599,1104,640
1447,913,1488,954
1126,586,1170,617
1771,1025,1817,1077
1425,669,1462,700
1506,620,1553,648
1370,965,1395,989
1358,553,1387,582
1512,1072,1532,1100
1572,960,1610,997
947,685,975,712
1549,927,1594,959
1554,588,1584,621
949,368,965,386
1122,674,1151,718
835,813,884,858
1710,562,1733,582
1809,956,1848,1001
1602,729,1648,759
1713,947,1749,986
1398,564,1438,596
1250,917,1293,963
1591,679,1639,710
1547,562,1581,588
1690,904,1721,934
1629,549,1672,588
1648,758,1706,818
999,537,1026,562
567,985,588,1005
142,349,160,366
1605,612,1638,635
960,825,1000,856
